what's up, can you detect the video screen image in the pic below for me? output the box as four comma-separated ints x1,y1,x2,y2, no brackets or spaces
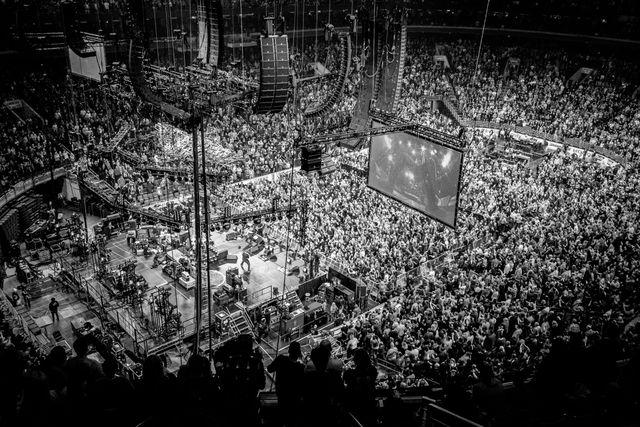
367,129,463,228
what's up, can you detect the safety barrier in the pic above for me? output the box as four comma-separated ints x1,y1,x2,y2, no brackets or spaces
462,119,627,166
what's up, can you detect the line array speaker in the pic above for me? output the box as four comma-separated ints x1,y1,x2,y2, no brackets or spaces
375,11,408,113
301,147,323,172
301,147,336,175
304,33,352,118
255,35,290,114
124,0,190,120
62,2,89,56
197,0,224,67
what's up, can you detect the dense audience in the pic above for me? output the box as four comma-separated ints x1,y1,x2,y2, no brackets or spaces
2,26,640,427
212,34,640,408
0,68,72,192
434,38,640,162
223,162,483,288
223,137,640,385
333,146,640,387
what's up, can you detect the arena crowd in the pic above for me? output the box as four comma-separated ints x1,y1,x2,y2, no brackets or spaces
1,26,640,427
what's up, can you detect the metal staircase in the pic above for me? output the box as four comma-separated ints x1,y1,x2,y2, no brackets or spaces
228,303,255,337
15,305,42,337
105,124,132,153
438,98,465,127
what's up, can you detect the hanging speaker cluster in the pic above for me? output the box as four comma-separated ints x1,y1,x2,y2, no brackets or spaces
254,35,291,114
197,0,224,67
122,0,190,120
348,6,407,148
61,1,90,56
301,147,337,175
304,33,352,118
375,9,408,113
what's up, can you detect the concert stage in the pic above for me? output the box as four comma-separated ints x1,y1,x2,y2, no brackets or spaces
77,226,306,356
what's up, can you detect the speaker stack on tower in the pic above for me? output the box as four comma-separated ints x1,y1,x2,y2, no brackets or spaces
254,35,290,114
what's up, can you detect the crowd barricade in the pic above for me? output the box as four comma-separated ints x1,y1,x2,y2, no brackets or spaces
461,119,626,166
435,95,627,166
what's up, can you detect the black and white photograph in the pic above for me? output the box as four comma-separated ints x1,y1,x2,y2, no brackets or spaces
0,1,639,427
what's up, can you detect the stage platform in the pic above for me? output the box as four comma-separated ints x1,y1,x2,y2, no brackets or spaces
78,226,306,355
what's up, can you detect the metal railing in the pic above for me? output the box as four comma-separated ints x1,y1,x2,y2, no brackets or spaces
423,402,484,427
0,167,67,211
460,119,627,166
0,288,44,350
423,94,627,166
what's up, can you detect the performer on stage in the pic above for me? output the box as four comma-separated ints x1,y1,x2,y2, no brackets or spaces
241,251,251,271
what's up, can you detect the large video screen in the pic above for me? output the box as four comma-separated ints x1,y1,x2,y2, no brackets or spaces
68,44,106,82
367,126,464,228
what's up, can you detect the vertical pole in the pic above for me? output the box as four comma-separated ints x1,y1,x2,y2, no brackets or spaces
191,115,203,353
314,0,319,63
200,121,213,357
174,277,179,349
99,294,105,328
79,171,90,247
165,175,169,203
274,141,297,357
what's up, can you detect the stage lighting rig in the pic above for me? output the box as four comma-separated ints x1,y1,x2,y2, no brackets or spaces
369,108,466,150
204,204,300,228
295,122,419,149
